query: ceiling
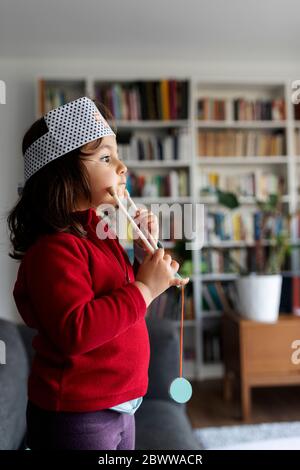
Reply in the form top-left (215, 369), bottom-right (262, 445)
top-left (0, 0), bottom-right (299, 62)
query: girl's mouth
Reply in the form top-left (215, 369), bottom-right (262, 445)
top-left (116, 184), bottom-right (126, 197)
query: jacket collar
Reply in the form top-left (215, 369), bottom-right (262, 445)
top-left (72, 207), bottom-right (101, 228)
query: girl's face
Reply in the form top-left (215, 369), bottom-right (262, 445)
top-left (79, 135), bottom-right (128, 210)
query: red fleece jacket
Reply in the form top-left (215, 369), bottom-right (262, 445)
top-left (13, 208), bottom-right (150, 412)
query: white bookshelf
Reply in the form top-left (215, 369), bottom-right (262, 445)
top-left (35, 77), bottom-right (300, 382)
top-left (193, 78), bottom-right (299, 379)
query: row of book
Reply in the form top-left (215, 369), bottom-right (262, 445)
top-left (202, 317), bottom-right (222, 363)
top-left (126, 170), bottom-right (189, 198)
top-left (117, 129), bottom-right (191, 161)
top-left (94, 80), bottom-right (189, 121)
top-left (198, 98), bottom-right (227, 121)
top-left (200, 170), bottom-right (284, 199)
top-left (205, 210), bottom-right (288, 244)
top-left (201, 249), bottom-right (247, 274)
top-left (295, 129), bottom-right (300, 155)
top-left (147, 286), bottom-right (195, 320)
top-left (201, 244), bottom-right (291, 274)
top-left (41, 87), bottom-right (85, 114)
top-left (198, 130), bottom-right (285, 157)
top-left (184, 348), bottom-right (196, 361)
top-left (232, 98), bottom-right (286, 121)
top-left (197, 97), bottom-right (286, 121)
top-left (295, 104), bottom-right (300, 121)
top-left (202, 281), bottom-right (234, 312)
top-left (294, 215), bottom-right (300, 239)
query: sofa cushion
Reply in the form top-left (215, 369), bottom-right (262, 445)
top-left (135, 399), bottom-right (201, 450)
top-left (145, 317), bottom-right (185, 410)
top-left (0, 319), bottom-right (29, 449)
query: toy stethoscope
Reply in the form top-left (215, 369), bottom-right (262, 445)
top-left (107, 186), bottom-right (193, 404)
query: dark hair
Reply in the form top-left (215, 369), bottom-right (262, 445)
top-left (7, 99), bottom-right (116, 260)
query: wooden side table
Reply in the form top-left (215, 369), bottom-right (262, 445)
top-left (222, 311), bottom-right (300, 421)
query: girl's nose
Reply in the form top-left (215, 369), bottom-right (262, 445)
top-left (117, 159), bottom-right (127, 175)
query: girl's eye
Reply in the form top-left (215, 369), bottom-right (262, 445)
top-left (100, 155), bottom-right (110, 163)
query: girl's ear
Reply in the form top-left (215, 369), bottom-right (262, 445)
top-left (80, 148), bottom-right (95, 156)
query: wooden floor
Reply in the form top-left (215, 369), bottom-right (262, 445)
top-left (186, 379), bottom-right (300, 428)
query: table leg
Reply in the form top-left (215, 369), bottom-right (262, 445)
top-left (223, 371), bottom-right (234, 402)
top-left (241, 381), bottom-right (251, 421)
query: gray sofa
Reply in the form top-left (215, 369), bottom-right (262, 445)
top-left (0, 316), bottom-right (201, 450)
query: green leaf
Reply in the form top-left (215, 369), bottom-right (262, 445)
top-left (216, 190), bottom-right (240, 209)
top-left (256, 194), bottom-right (278, 213)
top-left (179, 260), bottom-right (193, 277)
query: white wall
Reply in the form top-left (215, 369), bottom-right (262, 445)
top-left (1, 57), bottom-right (300, 323)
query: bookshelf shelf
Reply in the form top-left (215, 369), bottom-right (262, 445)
top-left (197, 156), bottom-right (287, 165)
top-left (203, 240), bottom-right (281, 248)
top-left (132, 196), bottom-right (192, 204)
top-left (196, 120), bottom-right (287, 129)
top-left (125, 161), bottom-right (191, 168)
top-left (35, 77), bottom-right (300, 382)
top-left (202, 311), bottom-right (222, 318)
top-left (113, 120), bottom-right (189, 129)
top-left (200, 194), bottom-right (290, 205)
top-left (201, 273), bottom-right (239, 281)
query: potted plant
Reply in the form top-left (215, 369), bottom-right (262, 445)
top-left (211, 186), bottom-right (294, 323)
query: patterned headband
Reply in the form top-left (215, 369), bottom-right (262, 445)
top-left (24, 96), bottom-right (115, 181)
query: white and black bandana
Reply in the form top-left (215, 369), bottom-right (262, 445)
top-left (24, 96), bottom-right (115, 181)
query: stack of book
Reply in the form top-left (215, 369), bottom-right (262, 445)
top-left (294, 104), bottom-right (300, 121)
top-left (202, 317), bottom-right (222, 363)
top-left (294, 213), bottom-right (300, 238)
top-left (197, 97), bottom-right (286, 121)
top-left (232, 98), bottom-right (286, 121)
top-left (198, 130), bottom-right (285, 157)
top-left (118, 129), bottom-right (190, 161)
top-left (202, 281), bottom-right (234, 311)
top-left (41, 86), bottom-right (85, 113)
top-left (201, 249), bottom-right (248, 274)
top-left (205, 210), bottom-right (287, 244)
top-left (126, 170), bottom-right (188, 198)
top-left (200, 170), bottom-right (283, 199)
top-left (197, 98), bottom-right (227, 120)
top-left (94, 80), bottom-right (189, 120)
top-left (295, 129), bottom-right (300, 155)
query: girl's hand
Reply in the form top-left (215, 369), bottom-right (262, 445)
top-left (134, 248), bottom-right (189, 305)
top-left (133, 208), bottom-right (159, 250)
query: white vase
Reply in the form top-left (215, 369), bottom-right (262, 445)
top-left (234, 274), bottom-right (282, 323)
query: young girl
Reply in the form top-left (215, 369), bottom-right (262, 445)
top-left (8, 97), bottom-right (189, 451)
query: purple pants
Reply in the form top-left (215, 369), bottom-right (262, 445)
top-left (25, 400), bottom-right (135, 450)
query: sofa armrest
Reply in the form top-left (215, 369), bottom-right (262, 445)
top-left (0, 319), bottom-right (30, 449)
